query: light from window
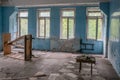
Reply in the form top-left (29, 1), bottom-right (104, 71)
top-left (18, 10), bottom-right (28, 36)
top-left (60, 9), bottom-right (75, 39)
top-left (87, 7), bottom-right (103, 40)
top-left (37, 9), bottom-right (50, 38)
top-left (87, 19), bottom-right (96, 39)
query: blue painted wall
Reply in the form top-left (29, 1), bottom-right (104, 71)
top-left (26, 6), bottom-right (103, 54)
top-left (0, 6), bottom-right (106, 54)
top-left (108, 0), bottom-right (120, 76)
top-left (0, 7), bottom-right (2, 50)
top-left (2, 6), bottom-right (15, 33)
top-left (28, 7), bottom-right (50, 50)
top-left (100, 2), bottom-right (110, 57)
top-left (0, 6), bottom-right (15, 51)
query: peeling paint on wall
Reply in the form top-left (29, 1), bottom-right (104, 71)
top-left (50, 38), bottom-right (80, 52)
top-left (108, 0), bottom-right (120, 76)
top-left (0, 7), bottom-right (2, 51)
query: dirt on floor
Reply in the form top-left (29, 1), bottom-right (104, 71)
top-left (0, 50), bottom-right (119, 80)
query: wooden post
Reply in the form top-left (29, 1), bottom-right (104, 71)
top-left (3, 33), bottom-right (11, 55)
top-left (24, 35), bottom-right (32, 61)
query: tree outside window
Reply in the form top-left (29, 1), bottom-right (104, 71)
top-left (18, 10), bottom-right (28, 36)
top-left (37, 9), bottom-right (50, 38)
top-left (87, 7), bottom-right (103, 40)
top-left (60, 9), bottom-right (75, 39)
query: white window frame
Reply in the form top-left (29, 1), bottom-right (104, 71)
top-left (37, 9), bottom-right (50, 39)
top-left (86, 7), bottom-right (103, 41)
top-left (60, 8), bottom-right (75, 39)
top-left (17, 9), bottom-right (28, 36)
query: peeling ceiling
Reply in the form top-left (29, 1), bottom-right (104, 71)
top-left (0, 0), bottom-right (110, 7)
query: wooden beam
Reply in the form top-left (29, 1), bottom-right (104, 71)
top-left (8, 35), bottom-right (25, 45)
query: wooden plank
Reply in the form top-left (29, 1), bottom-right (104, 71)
top-left (3, 33), bottom-right (11, 55)
top-left (7, 52), bottom-right (24, 60)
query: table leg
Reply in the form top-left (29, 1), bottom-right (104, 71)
top-left (79, 62), bottom-right (81, 72)
top-left (91, 63), bottom-right (92, 76)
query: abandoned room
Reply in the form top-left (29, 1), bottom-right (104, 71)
top-left (0, 0), bottom-right (120, 80)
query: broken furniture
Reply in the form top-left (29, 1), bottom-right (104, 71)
top-left (76, 55), bottom-right (96, 75)
top-left (80, 39), bottom-right (94, 52)
top-left (3, 33), bottom-right (32, 61)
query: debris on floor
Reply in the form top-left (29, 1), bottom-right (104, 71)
top-left (0, 51), bottom-right (119, 80)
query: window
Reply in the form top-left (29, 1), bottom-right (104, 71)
top-left (60, 8), bottom-right (75, 39)
top-left (18, 10), bottom-right (28, 36)
top-left (37, 9), bottom-right (50, 38)
top-left (87, 7), bottom-right (103, 40)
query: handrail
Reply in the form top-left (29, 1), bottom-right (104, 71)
top-left (8, 35), bottom-right (25, 45)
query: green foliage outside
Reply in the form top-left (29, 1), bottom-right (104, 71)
top-left (69, 19), bottom-right (74, 39)
top-left (40, 19), bottom-right (45, 37)
top-left (87, 18), bottom-right (102, 40)
top-left (110, 18), bottom-right (119, 39)
top-left (20, 18), bottom-right (28, 36)
top-left (39, 18), bottom-right (50, 38)
top-left (61, 18), bottom-right (74, 39)
top-left (62, 18), bottom-right (67, 39)
top-left (88, 19), bottom-right (96, 39)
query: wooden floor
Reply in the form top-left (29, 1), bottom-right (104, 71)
top-left (0, 50), bottom-right (119, 80)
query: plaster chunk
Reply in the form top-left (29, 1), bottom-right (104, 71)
top-left (66, 65), bottom-right (75, 69)
top-left (59, 68), bottom-right (72, 73)
top-left (69, 61), bottom-right (76, 64)
top-left (63, 63), bottom-right (69, 66)
top-left (29, 77), bottom-right (38, 80)
top-left (34, 72), bottom-right (46, 77)
top-left (92, 76), bottom-right (106, 80)
top-left (65, 73), bottom-right (78, 78)
top-left (48, 73), bottom-right (59, 80)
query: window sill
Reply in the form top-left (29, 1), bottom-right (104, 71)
top-left (36, 37), bottom-right (50, 40)
top-left (60, 38), bottom-right (75, 40)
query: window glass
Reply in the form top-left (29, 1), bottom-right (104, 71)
top-left (19, 11), bottom-right (28, 17)
top-left (69, 18), bottom-right (74, 39)
top-left (88, 12), bottom-right (102, 17)
top-left (87, 7), bottom-right (103, 40)
top-left (62, 10), bottom-right (74, 17)
top-left (18, 10), bottom-right (28, 36)
top-left (97, 18), bottom-right (102, 40)
top-left (37, 9), bottom-right (50, 38)
top-left (39, 19), bottom-right (45, 37)
top-left (61, 18), bottom-right (67, 39)
top-left (60, 9), bottom-right (75, 39)
top-left (39, 11), bottom-right (50, 17)
top-left (87, 19), bottom-right (96, 39)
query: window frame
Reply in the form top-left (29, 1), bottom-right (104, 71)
top-left (37, 9), bottom-right (50, 39)
top-left (17, 9), bottom-right (28, 36)
top-left (86, 8), bottom-right (103, 41)
top-left (60, 8), bottom-right (75, 40)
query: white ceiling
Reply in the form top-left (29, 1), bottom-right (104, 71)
top-left (1, 0), bottom-right (110, 7)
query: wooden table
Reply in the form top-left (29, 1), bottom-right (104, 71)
top-left (76, 55), bottom-right (96, 75)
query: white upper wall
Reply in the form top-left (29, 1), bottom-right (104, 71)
top-left (1, 0), bottom-right (110, 7)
